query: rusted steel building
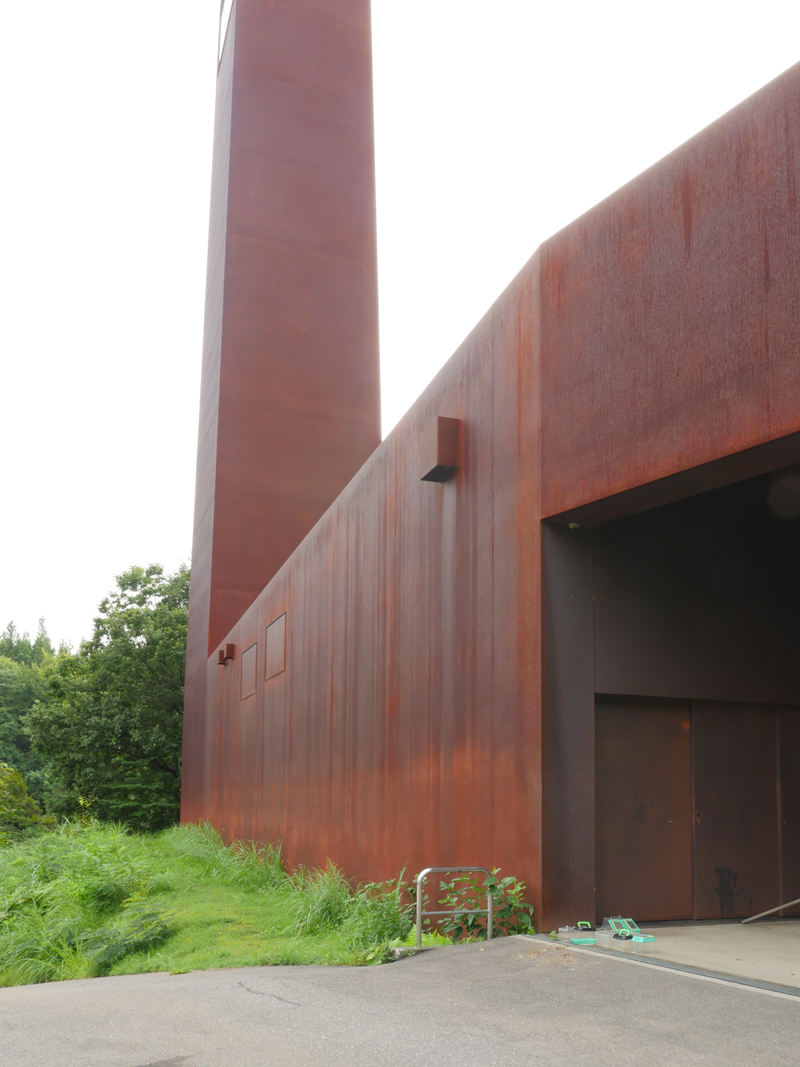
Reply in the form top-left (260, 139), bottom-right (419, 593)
top-left (182, 0), bottom-right (800, 929)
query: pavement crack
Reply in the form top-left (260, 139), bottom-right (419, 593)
top-left (237, 981), bottom-right (301, 1006)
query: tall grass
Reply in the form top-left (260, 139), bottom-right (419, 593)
top-left (158, 822), bottom-right (284, 890)
top-left (291, 862), bottom-right (413, 957)
top-left (0, 822), bottom-right (415, 986)
top-left (0, 822), bottom-right (172, 984)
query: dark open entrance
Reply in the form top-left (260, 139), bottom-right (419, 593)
top-left (594, 470), bottom-right (800, 921)
top-left (542, 459), bottom-right (800, 927)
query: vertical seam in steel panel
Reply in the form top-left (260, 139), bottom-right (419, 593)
top-left (490, 305), bottom-right (495, 867)
top-left (776, 706), bottom-right (783, 911)
top-left (537, 255), bottom-right (545, 921)
top-left (690, 701), bottom-right (697, 920)
top-left (589, 529), bottom-right (596, 916)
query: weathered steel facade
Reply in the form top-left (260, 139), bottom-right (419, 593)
top-left (183, 8), bottom-right (800, 930)
top-left (182, 0), bottom-right (381, 818)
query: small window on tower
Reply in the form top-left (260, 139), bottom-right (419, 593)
top-left (240, 642), bottom-right (257, 699)
top-left (266, 614), bottom-right (286, 680)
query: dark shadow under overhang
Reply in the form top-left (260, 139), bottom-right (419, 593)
top-left (544, 430), bottom-right (800, 527)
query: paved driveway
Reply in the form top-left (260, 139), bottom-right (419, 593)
top-left (2, 937), bottom-right (797, 1066)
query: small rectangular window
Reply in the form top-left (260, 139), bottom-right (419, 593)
top-left (241, 642), bottom-right (257, 699)
top-left (266, 614), bottom-right (286, 680)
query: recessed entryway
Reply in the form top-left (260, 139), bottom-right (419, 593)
top-left (596, 696), bottom-right (800, 922)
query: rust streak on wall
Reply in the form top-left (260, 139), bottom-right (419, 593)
top-left (194, 261), bottom-right (543, 901)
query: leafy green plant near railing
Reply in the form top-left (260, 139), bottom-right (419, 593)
top-left (427, 869), bottom-right (534, 942)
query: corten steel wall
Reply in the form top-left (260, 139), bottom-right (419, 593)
top-left (182, 0), bottom-right (381, 822)
top-left (540, 63), bottom-right (800, 526)
top-left (197, 264), bottom-right (543, 902)
top-left (185, 63), bottom-right (800, 928)
top-left (539, 62), bottom-right (800, 927)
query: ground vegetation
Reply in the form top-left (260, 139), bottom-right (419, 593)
top-left (0, 822), bottom-right (415, 984)
top-left (0, 822), bottom-right (534, 986)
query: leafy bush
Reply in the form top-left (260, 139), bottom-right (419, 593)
top-left (0, 763), bottom-right (55, 845)
top-left (432, 869), bottom-right (534, 942)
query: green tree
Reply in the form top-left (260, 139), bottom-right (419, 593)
top-left (25, 565), bottom-right (189, 831)
top-left (0, 618), bottom-right (54, 666)
top-left (0, 619), bottom-right (56, 808)
top-left (0, 657), bottom-right (53, 807)
top-left (0, 761), bottom-right (54, 845)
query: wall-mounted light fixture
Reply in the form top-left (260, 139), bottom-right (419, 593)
top-left (225, 643), bottom-right (236, 661)
top-left (420, 416), bottom-right (460, 483)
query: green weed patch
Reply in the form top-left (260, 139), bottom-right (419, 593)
top-left (0, 822), bottom-right (533, 986)
top-left (0, 822), bottom-right (415, 984)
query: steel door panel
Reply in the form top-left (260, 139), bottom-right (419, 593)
top-left (779, 706), bottom-right (800, 915)
top-left (693, 702), bottom-right (779, 919)
top-left (596, 695), bottom-right (692, 922)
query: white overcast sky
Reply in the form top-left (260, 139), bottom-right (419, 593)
top-left (1, 1), bottom-right (798, 649)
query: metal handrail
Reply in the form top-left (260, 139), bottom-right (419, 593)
top-left (415, 867), bottom-right (493, 949)
top-left (741, 895), bottom-right (800, 924)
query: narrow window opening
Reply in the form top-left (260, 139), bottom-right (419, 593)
top-left (266, 614), bottom-right (286, 680)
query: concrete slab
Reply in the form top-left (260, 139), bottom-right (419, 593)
top-left (639, 920), bottom-right (800, 988)
top-left (1, 936), bottom-right (798, 1067)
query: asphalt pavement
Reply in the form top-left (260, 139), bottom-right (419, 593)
top-left (2, 936), bottom-right (797, 1066)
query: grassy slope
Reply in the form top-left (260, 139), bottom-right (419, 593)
top-left (110, 852), bottom-right (355, 975)
top-left (0, 823), bottom-right (443, 986)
